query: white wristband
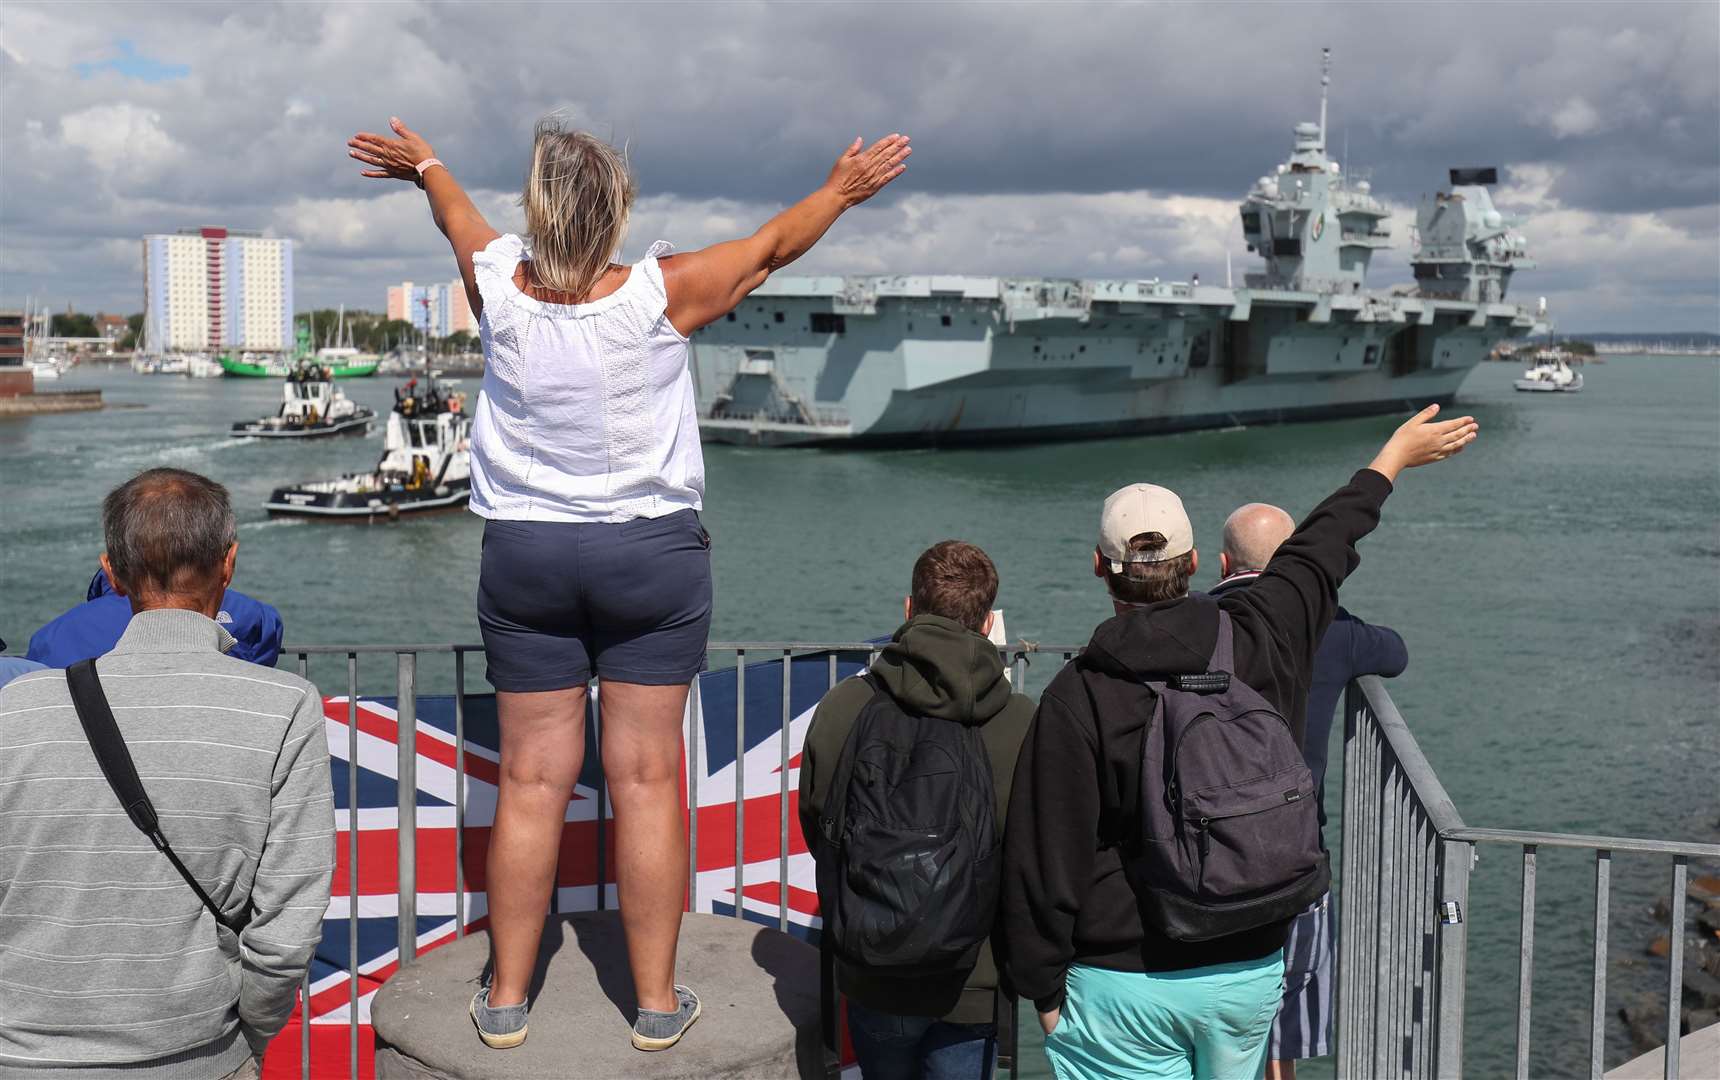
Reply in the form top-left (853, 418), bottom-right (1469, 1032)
top-left (414, 158), bottom-right (444, 188)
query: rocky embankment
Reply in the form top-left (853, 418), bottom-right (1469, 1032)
top-left (1620, 873), bottom-right (1720, 1055)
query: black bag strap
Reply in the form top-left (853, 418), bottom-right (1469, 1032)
top-left (816, 672), bottom-right (890, 849)
top-left (66, 659), bottom-right (246, 934)
top-left (820, 931), bottom-right (838, 1059)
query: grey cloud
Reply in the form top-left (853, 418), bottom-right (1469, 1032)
top-left (1, 0), bottom-right (1715, 330)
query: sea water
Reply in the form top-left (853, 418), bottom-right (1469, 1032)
top-left (2, 357), bottom-right (1715, 1076)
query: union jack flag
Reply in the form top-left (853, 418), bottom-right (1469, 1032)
top-left (261, 649), bottom-right (869, 1079)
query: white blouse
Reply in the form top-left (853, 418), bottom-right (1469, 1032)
top-left (467, 233), bottom-right (705, 523)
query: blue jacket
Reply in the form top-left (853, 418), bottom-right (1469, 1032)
top-left (1210, 570), bottom-right (1407, 825)
top-left (25, 572), bottom-right (285, 668)
top-left (0, 655), bottom-right (46, 689)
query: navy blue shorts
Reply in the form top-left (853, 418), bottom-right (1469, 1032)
top-left (476, 510), bottom-right (713, 691)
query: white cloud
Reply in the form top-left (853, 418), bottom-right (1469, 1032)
top-left (1547, 98), bottom-right (1603, 139)
top-left (59, 102), bottom-right (182, 177)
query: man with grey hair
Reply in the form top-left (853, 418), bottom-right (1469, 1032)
top-left (0, 468), bottom-right (334, 1079)
top-left (1212, 500), bottom-right (1408, 1080)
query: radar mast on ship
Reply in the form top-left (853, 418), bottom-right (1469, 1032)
top-left (1238, 47), bottom-right (1391, 294)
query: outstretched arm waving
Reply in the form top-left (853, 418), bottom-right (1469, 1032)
top-left (348, 118), bottom-right (500, 318)
top-left (659, 134), bottom-right (911, 336)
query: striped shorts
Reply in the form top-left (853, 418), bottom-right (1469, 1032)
top-left (1267, 891), bottom-right (1335, 1060)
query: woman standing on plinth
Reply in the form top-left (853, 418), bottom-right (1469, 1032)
top-left (348, 115), bottom-right (909, 1052)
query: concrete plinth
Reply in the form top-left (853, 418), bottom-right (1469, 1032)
top-left (371, 911), bottom-right (824, 1080)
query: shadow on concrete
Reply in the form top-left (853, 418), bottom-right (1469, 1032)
top-left (750, 922), bottom-right (827, 1080)
top-left (473, 914), bottom-right (570, 1012)
top-left (568, 909), bottom-right (641, 1024)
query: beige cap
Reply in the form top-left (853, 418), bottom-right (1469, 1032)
top-left (1099, 484), bottom-right (1194, 571)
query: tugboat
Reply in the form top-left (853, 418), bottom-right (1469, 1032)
top-left (1513, 347), bottom-right (1584, 393)
top-left (230, 362), bottom-right (376, 438)
top-left (263, 379), bottom-right (472, 519)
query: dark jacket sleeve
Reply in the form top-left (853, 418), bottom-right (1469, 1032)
top-left (1216, 468), bottom-right (1393, 718)
top-left (1352, 619), bottom-right (1409, 679)
top-left (999, 687), bottom-right (1100, 1013)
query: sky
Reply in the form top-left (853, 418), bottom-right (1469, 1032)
top-left (2, 0), bottom-right (1716, 332)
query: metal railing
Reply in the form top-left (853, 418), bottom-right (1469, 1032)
top-left (1339, 676), bottom-right (1720, 1079)
top-left (280, 640), bottom-right (1085, 1080)
top-left (270, 646), bottom-right (1718, 1080)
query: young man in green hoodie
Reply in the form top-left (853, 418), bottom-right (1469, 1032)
top-left (799, 540), bottom-right (1035, 1080)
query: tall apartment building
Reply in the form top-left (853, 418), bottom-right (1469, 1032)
top-left (143, 228), bottom-right (294, 352)
top-left (386, 280), bottom-right (473, 340)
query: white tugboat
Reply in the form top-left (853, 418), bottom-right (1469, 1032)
top-left (231, 363), bottom-right (376, 438)
top-left (1513, 347), bottom-right (1584, 393)
top-left (263, 379), bottom-right (471, 519)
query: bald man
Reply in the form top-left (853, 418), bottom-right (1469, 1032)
top-left (1212, 502), bottom-right (1409, 1080)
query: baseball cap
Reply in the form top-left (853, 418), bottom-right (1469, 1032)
top-left (1098, 484), bottom-right (1194, 572)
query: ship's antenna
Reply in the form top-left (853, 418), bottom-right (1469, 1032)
top-left (1318, 47), bottom-right (1331, 153)
top-left (1226, 250), bottom-right (1234, 289)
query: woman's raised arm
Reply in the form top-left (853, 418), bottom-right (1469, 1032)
top-left (348, 118), bottom-right (500, 318)
top-left (660, 134), bottom-right (911, 337)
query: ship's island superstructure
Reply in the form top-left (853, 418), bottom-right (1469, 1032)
top-left (691, 50), bottom-right (1542, 447)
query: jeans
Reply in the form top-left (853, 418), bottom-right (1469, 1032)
top-left (846, 999), bottom-right (997, 1080)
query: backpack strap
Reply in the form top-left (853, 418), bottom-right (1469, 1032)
top-left (816, 673), bottom-right (889, 849)
top-left (820, 931), bottom-right (838, 1058)
top-left (65, 660), bottom-right (246, 934)
top-left (1210, 611), bottom-right (1237, 675)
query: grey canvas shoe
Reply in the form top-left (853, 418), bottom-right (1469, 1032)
top-left (631, 985), bottom-right (701, 1051)
top-left (470, 987), bottom-right (528, 1049)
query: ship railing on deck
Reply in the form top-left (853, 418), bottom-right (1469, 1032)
top-left (274, 644), bottom-right (1720, 1079)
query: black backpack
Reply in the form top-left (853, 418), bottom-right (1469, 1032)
top-left (1127, 611), bottom-right (1329, 941)
top-left (814, 677), bottom-right (1001, 978)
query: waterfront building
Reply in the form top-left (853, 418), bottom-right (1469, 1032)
top-left (385, 280), bottom-right (472, 340)
top-left (95, 313), bottom-right (127, 346)
top-left (142, 228), bottom-right (294, 353)
top-left (0, 311), bottom-right (28, 398)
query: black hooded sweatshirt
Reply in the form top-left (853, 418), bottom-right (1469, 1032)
top-left (999, 469), bottom-right (1393, 1012)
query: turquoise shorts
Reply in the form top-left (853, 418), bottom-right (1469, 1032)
top-left (1043, 952), bottom-right (1286, 1080)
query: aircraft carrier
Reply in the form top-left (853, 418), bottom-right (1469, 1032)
top-left (691, 51), bottom-right (1544, 447)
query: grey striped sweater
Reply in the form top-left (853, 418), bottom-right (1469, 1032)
top-left (0, 609), bottom-right (334, 1076)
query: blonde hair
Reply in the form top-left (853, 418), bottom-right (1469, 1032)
top-left (520, 116), bottom-right (635, 299)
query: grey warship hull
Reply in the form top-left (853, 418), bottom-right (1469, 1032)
top-left (691, 282), bottom-right (1537, 447)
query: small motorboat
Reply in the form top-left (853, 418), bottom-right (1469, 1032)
top-left (264, 379), bottom-right (471, 519)
top-left (184, 354), bottom-right (225, 379)
top-left (1514, 348), bottom-right (1584, 393)
top-left (231, 363), bottom-right (376, 438)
